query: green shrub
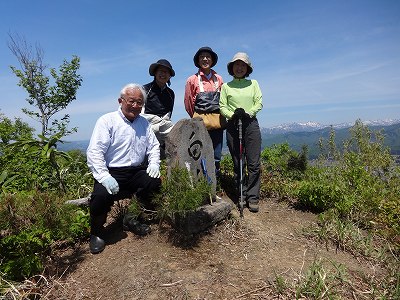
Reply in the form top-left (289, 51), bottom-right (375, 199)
top-left (220, 153), bottom-right (234, 175)
top-left (296, 121), bottom-right (400, 240)
top-left (296, 180), bottom-right (342, 213)
top-left (0, 133), bottom-right (92, 197)
top-left (58, 149), bottom-right (93, 198)
top-left (260, 169), bottom-right (294, 199)
top-left (260, 143), bottom-right (308, 199)
top-left (219, 154), bottom-right (236, 196)
top-left (0, 191), bottom-right (89, 281)
top-left (0, 228), bottom-right (52, 281)
top-left (261, 142), bottom-right (308, 179)
top-left (262, 142), bottom-right (293, 172)
top-left (153, 165), bottom-right (211, 222)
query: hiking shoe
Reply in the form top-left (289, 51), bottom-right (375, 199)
top-left (90, 235), bottom-right (105, 254)
top-left (248, 201), bottom-right (259, 213)
top-left (123, 214), bottom-right (151, 236)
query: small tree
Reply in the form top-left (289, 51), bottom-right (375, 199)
top-left (8, 33), bottom-right (82, 138)
top-left (5, 34), bottom-right (83, 193)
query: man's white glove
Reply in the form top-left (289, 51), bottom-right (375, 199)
top-left (100, 175), bottom-right (119, 195)
top-left (146, 164), bottom-right (160, 178)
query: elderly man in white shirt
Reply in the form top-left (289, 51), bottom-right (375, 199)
top-left (86, 83), bottom-right (161, 254)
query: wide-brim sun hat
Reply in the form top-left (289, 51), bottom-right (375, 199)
top-left (149, 59), bottom-right (175, 77)
top-left (193, 46), bottom-right (218, 68)
top-left (227, 52), bottom-right (253, 76)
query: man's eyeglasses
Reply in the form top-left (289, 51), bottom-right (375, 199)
top-left (121, 97), bottom-right (144, 107)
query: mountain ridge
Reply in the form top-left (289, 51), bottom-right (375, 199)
top-left (262, 118), bottom-right (400, 135)
top-left (261, 120), bottom-right (400, 159)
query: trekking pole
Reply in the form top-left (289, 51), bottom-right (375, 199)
top-left (238, 118), bottom-right (245, 218)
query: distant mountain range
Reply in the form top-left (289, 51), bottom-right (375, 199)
top-left (261, 119), bottom-right (400, 135)
top-left (261, 119), bottom-right (400, 159)
top-left (58, 140), bottom-right (90, 153)
top-left (59, 119), bottom-right (400, 159)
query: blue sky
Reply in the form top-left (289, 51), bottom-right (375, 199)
top-left (1, 0), bottom-right (399, 140)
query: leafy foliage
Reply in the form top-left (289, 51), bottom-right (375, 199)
top-left (0, 131), bottom-right (92, 197)
top-left (0, 228), bottom-right (51, 280)
top-left (294, 120), bottom-right (400, 240)
top-left (153, 165), bottom-right (211, 223)
top-left (0, 113), bottom-right (34, 148)
top-left (0, 138), bottom-right (91, 282)
top-left (0, 36), bottom-right (90, 283)
top-left (219, 154), bottom-right (236, 198)
top-left (262, 142), bottom-right (308, 179)
top-left (0, 191), bottom-right (89, 280)
top-left (259, 143), bottom-right (307, 198)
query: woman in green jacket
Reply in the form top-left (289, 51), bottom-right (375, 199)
top-left (220, 52), bottom-right (263, 212)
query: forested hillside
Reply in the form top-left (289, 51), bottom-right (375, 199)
top-left (262, 123), bottom-right (400, 159)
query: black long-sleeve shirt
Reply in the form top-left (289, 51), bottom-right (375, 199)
top-left (143, 81), bottom-right (175, 118)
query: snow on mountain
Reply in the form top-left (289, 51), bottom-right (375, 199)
top-left (262, 122), bottom-right (324, 134)
top-left (261, 119), bottom-right (400, 135)
top-left (363, 119), bottom-right (400, 126)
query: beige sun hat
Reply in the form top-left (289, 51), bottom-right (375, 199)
top-left (227, 52), bottom-right (253, 76)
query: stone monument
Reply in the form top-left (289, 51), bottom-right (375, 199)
top-left (165, 118), bottom-right (233, 234)
top-left (165, 117), bottom-right (216, 199)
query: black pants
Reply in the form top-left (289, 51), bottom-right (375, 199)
top-left (90, 166), bottom-right (161, 217)
top-left (226, 118), bottom-right (261, 203)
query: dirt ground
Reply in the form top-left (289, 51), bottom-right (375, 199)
top-left (45, 197), bottom-right (381, 300)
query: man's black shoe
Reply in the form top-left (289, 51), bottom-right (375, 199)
top-left (89, 235), bottom-right (105, 254)
top-left (123, 214), bottom-right (151, 236)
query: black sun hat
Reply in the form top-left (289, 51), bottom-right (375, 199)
top-left (193, 46), bottom-right (218, 68)
top-left (149, 59), bottom-right (175, 77)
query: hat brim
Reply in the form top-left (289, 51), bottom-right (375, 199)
top-left (227, 60), bottom-right (253, 77)
top-left (193, 49), bottom-right (218, 68)
top-left (149, 63), bottom-right (175, 77)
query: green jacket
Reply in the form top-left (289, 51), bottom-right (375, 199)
top-left (219, 78), bottom-right (263, 120)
